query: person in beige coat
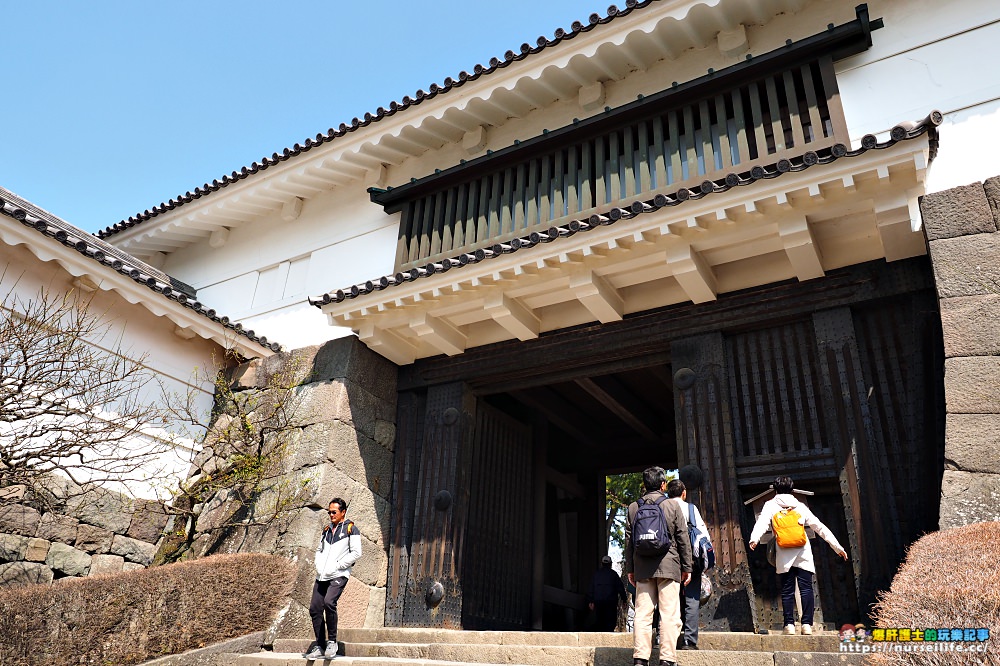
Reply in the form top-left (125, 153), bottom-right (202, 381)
top-left (624, 467), bottom-right (692, 666)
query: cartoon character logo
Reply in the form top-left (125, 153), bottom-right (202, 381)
top-left (854, 624), bottom-right (867, 642)
top-left (840, 624), bottom-right (856, 642)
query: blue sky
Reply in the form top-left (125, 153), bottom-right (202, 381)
top-left (2, 1), bottom-right (604, 233)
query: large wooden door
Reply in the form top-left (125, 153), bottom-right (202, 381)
top-left (385, 382), bottom-right (477, 628)
top-left (461, 402), bottom-right (534, 629)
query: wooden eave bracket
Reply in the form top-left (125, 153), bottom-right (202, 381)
top-left (409, 311), bottom-right (467, 356)
top-left (875, 190), bottom-right (926, 262)
top-left (358, 320), bottom-right (418, 365)
top-left (570, 269), bottom-right (624, 323)
top-left (779, 215), bottom-right (825, 281)
top-left (666, 242), bottom-right (717, 303)
top-left (484, 290), bottom-right (539, 341)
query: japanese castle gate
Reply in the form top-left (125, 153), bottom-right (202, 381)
top-left (316, 7), bottom-right (944, 632)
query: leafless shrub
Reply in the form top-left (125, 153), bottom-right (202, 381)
top-left (869, 522), bottom-right (1000, 665)
top-left (0, 553), bottom-right (294, 665)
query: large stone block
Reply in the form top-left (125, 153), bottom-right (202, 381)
top-left (234, 338), bottom-right (398, 405)
top-left (0, 533), bottom-right (29, 561)
top-left (36, 512), bottom-right (79, 544)
top-left (984, 175), bottom-right (1000, 224)
top-left (928, 234), bottom-right (1000, 298)
top-left (289, 421), bottom-right (394, 502)
top-left (126, 499), bottom-right (169, 544)
top-left (337, 577), bottom-right (376, 629)
top-left (289, 381), bottom-right (395, 441)
top-left (310, 337), bottom-right (398, 403)
top-left (940, 470), bottom-right (1000, 528)
top-left (946, 414), bottom-right (1000, 474)
top-left (347, 533), bottom-right (388, 588)
top-left (920, 182), bottom-right (996, 241)
top-left (940, 295), bottom-right (1000, 357)
top-left (25, 538), bottom-right (50, 562)
top-left (64, 488), bottom-right (133, 534)
top-left (944, 357), bottom-right (1000, 413)
top-left (0, 504), bottom-right (41, 537)
top-left (109, 534), bottom-right (156, 566)
top-left (365, 585), bottom-right (387, 628)
top-left (276, 508), bottom-right (325, 554)
top-left (0, 561), bottom-right (53, 587)
top-left (298, 464), bottom-right (392, 545)
top-left (75, 523), bottom-right (114, 554)
top-left (89, 553), bottom-right (125, 576)
top-left (45, 542), bottom-right (92, 576)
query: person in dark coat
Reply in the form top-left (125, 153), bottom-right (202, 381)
top-left (588, 555), bottom-right (627, 631)
top-left (624, 467), bottom-right (692, 666)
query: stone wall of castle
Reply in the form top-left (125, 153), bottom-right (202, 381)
top-left (184, 336), bottom-right (397, 635)
top-left (0, 488), bottom-right (167, 586)
top-left (922, 176), bottom-right (1000, 527)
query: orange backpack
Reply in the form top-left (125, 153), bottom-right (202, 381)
top-left (772, 508), bottom-right (807, 548)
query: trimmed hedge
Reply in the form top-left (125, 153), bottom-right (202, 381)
top-left (870, 522), bottom-right (1000, 665)
top-left (0, 553), bottom-right (294, 666)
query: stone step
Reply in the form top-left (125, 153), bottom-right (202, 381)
top-left (326, 629), bottom-right (843, 652)
top-left (236, 655), bottom-right (533, 666)
top-left (239, 648), bottom-right (864, 666)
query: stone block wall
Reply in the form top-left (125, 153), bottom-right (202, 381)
top-left (0, 490), bottom-right (167, 587)
top-left (185, 336), bottom-right (397, 637)
top-left (922, 176), bottom-right (1000, 527)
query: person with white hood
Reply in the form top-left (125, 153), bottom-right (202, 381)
top-left (748, 476), bottom-right (847, 636)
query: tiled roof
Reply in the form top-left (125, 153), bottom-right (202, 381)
top-left (95, 0), bottom-right (667, 240)
top-left (309, 112), bottom-right (942, 307)
top-left (0, 187), bottom-right (282, 352)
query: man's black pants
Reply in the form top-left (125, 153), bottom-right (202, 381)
top-left (310, 576), bottom-right (348, 646)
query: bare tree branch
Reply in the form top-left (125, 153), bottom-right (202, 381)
top-left (0, 277), bottom-right (173, 507)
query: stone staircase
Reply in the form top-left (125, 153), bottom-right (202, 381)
top-left (232, 628), bottom-right (866, 666)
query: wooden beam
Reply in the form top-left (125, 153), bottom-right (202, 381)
top-left (511, 386), bottom-right (599, 447)
top-left (358, 321), bottom-right (418, 365)
top-left (409, 312), bottom-right (466, 356)
top-left (875, 192), bottom-right (925, 262)
top-left (485, 291), bottom-right (539, 341)
top-left (575, 376), bottom-right (659, 441)
top-left (667, 243), bottom-right (717, 303)
top-left (570, 270), bottom-right (624, 323)
top-left (779, 215), bottom-right (825, 281)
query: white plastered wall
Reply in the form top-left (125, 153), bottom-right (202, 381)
top-left (1, 242), bottom-right (223, 498)
top-left (837, 0), bottom-right (1000, 193)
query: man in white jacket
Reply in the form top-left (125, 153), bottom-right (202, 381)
top-left (748, 476), bottom-right (847, 636)
top-left (306, 497), bottom-right (363, 660)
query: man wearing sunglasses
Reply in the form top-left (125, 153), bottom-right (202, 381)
top-left (306, 497), bottom-right (362, 661)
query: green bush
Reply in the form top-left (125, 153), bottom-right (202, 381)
top-left (0, 553), bottom-right (294, 666)
top-left (870, 522), bottom-right (999, 665)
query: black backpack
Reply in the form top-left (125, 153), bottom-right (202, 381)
top-left (632, 495), bottom-right (671, 556)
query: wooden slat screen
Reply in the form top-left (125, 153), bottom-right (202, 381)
top-left (395, 57), bottom-right (845, 270)
top-left (726, 319), bottom-right (836, 487)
